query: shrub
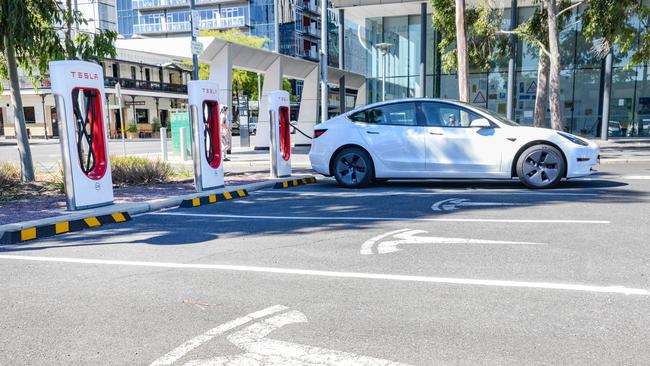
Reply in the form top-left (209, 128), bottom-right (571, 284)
top-left (0, 162), bottom-right (21, 190)
top-left (111, 156), bottom-right (172, 186)
top-left (126, 120), bottom-right (138, 133)
top-left (151, 117), bottom-right (161, 132)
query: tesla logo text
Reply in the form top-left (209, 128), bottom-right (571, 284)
top-left (69, 72), bottom-right (100, 80)
top-left (202, 87), bottom-right (218, 94)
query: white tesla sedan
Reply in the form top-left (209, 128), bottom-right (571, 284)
top-left (309, 99), bottom-right (600, 189)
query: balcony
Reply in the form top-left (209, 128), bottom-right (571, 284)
top-left (105, 77), bottom-right (187, 94)
top-left (302, 25), bottom-right (320, 38)
top-left (133, 0), bottom-right (188, 10)
top-left (134, 16), bottom-right (247, 34)
top-left (301, 1), bottom-right (320, 15)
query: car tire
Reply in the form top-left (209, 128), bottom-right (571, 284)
top-left (516, 144), bottom-right (566, 189)
top-left (332, 147), bottom-right (374, 188)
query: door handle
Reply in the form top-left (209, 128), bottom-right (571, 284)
top-left (428, 131), bottom-right (443, 135)
top-left (366, 131), bottom-right (380, 134)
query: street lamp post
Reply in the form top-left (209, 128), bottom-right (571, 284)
top-left (40, 93), bottom-right (48, 140)
top-left (375, 43), bottom-right (392, 102)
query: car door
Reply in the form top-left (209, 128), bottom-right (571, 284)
top-left (353, 102), bottom-right (426, 172)
top-left (420, 102), bottom-right (503, 175)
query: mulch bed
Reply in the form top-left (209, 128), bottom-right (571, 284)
top-left (0, 173), bottom-right (271, 226)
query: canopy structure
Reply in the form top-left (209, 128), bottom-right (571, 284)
top-left (116, 37), bottom-right (367, 147)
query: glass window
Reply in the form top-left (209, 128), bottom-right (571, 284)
top-left (136, 109), bottom-right (149, 124)
top-left (349, 110), bottom-right (367, 122)
top-left (23, 107), bottom-right (36, 123)
top-left (367, 102), bottom-right (417, 126)
top-left (427, 103), bottom-right (482, 128)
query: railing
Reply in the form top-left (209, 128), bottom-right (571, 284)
top-left (133, 0), bottom-right (188, 10)
top-left (105, 77), bottom-right (187, 94)
top-left (301, 1), bottom-right (320, 14)
top-left (303, 25), bottom-right (320, 37)
top-left (134, 16), bottom-right (246, 34)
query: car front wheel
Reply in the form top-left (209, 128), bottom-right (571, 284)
top-left (333, 147), bottom-right (374, 188)
top-left (516, 145), bottom-right (565, 189)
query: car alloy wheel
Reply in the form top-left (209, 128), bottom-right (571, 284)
top-left (333, 148), bottom-right (374, 188)
top-left (517, 145), bottom-right (565, 189)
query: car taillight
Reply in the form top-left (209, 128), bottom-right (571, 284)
top-left (314, 129), bottom-right (327, 138)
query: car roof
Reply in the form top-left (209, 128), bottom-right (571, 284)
top-left (347, 98), bottom-right (475, 115)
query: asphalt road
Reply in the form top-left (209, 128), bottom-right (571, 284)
top-left (1, 164), bottom-right (650, 365)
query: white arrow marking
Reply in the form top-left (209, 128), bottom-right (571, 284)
top-left (361, 229), bottom-right (545, 255)
top-left (153, 306), bottom-right (408, 366)
top-left (431, 198), bottom-right (526, 212)
top-left (360, 228), bottom-right (412, 255)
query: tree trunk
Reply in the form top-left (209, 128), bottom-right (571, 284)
top-left (65, 0), bottom-right (73, 59)
top-left (546, 0), bottom-right (563, 131)
top-left (455, 0), bottom-right (469, 103)
top-left (534, 50), bottom-right (550, 128)
top-left (4, 36), bottom-right (35, 182)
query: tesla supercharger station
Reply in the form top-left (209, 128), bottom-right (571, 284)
top-left (188, 80), bottom-right (224, 191)
top-left (50, 60), bottom-right (114, 210)
top-left (268, 90), bottom-right (292, 178)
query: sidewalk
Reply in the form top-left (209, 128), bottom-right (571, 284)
top-left (594, 138), bottom-right (650, 163)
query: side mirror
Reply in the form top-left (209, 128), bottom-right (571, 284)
top-left (471, 118), bottom-right (492, 129)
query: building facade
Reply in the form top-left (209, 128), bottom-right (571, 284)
top-left (334, 0), bottom-right (650, 138)
top-left (0, 48), bottom-right (191, 139)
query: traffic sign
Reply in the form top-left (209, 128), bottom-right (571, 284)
top-left (191, 41), bottom-right (204, 55)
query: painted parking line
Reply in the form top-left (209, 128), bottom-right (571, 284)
top-left (0, 254), bottom-right (644, 295)
top-left (149, 212), bottom-right (611, 224)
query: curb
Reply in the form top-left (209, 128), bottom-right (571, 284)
top-left (600, 159), bottom-right (650, 164)
top-left (179, 189), bottom-right (249, 208)
top-left (273, 177), bottom-right (317, 189)
top-left (0, 175), bottom-right (317, 243)
top-left (0, 212), bottom-right (131, 244)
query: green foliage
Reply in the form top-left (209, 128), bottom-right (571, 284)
top-left (515, 0), bottom-right (571, 55)
top-left (430, 0), bottom-right (508, 73)
top-left (110, 156), bottom-right (172, 186)
top-left (581, 0), bottom-right (650, 67)
top-left (151, 117), bottom-right (161, 132)
top-left (126, 120), bottom-right (138, 133)
top-left (0, 162), bottom-right (21, 190)
top-left (201, 28), bottom-right (269, 48)
top-left (0, 0), bottom-right (117, 92)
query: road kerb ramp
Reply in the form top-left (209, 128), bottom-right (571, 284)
top-left (0, 212), bottom-right (132, 244)
top-left (179, 189), bottom-right (249, 208)
top-left (273, 177), bottom-right (317, 189)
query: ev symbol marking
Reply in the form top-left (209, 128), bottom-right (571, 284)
top-left (431, 198), bottom-right (525, 212)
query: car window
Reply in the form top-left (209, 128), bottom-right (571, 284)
top-left (422, 103), bottom-right (484, 128)
top-left (366, 103), bottom-right (418, 126)
top-left (349, 110), bottom-right (367, 122)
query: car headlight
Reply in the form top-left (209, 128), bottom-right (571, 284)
top-left (557, 132), bottom-right (589, 146)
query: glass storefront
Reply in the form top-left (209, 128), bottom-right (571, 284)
top-left (360, 3), bottom-right (650, 137)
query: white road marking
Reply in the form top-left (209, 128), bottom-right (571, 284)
top-left (149, 212), bottom-right (611, 224)
top-left (150, 305), bottom-right (288, 366)
top-left (360, 229), bottom-right (412, 255)
top-left (183, 308), bottom-right (408, 365)
top-left (361, 229), bottom-right (545, 255)
top-left (0, 254), bottom-right (645, 296)
top-left (619, 175), bottom-right (650, 180)
top-left (431, 198), bottom-right (526, 212)
top-left (256, 190), bottom-right (601, 197)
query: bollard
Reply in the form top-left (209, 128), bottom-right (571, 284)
top-left (160, 127), bottom-right (168, 161)
top-left (180, 127), bottom-right (187, 161)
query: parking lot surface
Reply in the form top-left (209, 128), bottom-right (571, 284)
top-left (1, 164), bottom-right (649, 365)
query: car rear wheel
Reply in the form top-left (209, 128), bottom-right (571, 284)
top-left (516, 144), bottom-right (565, 189)
top-left (333, 147), bottom-right (374, 188)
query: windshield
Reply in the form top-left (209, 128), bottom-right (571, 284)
top-left (456, 102), bottom-right (520, 126)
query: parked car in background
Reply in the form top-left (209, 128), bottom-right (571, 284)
top-left (310, 99), bottom-right (600, 189)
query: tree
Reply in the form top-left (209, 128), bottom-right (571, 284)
top-left (0, 0), bottom-right (116, 182)
top-left (430, 0), bottom-right (507, 102)
top-left (455, 0), bottom-right (469, 102)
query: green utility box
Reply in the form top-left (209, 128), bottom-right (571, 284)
top-left (171, 111), bottom-right (191, 157)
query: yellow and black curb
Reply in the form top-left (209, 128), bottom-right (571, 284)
top-left (179, 189), bottom-right (249, 208)
top-left (0, 212), bottom-right (132, 245)
top-left (273, 177), bottom-right (317, 189)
